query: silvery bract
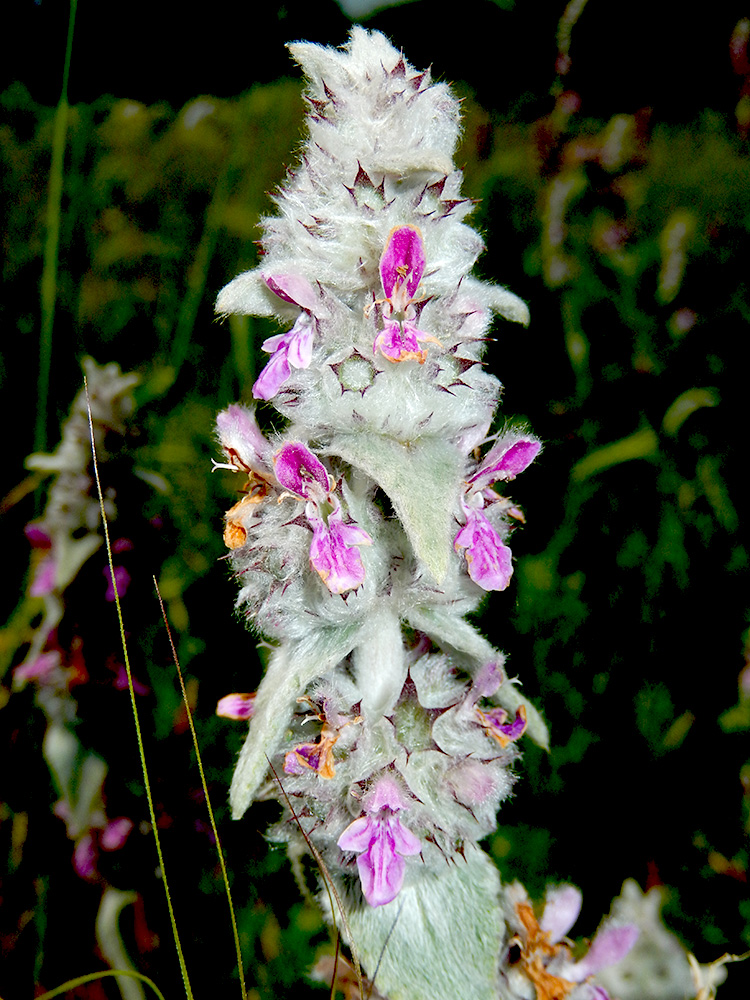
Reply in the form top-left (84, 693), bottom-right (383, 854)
top-left (213, 28), bottom-right (636, 1000)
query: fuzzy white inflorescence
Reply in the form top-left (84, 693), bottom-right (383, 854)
top-left (212, 27), bottom-right (561, 1000)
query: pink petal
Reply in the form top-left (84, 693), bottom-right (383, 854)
top-left (25, 523), bottom-right (52, 548)
top-left (541, 885), bottom-right (582, 943)
top-left (358, 830), bottom-right (406, 907)
top-left (102, 566), bottom-right (130, 601)
top-left (273, 443), bottom-right (330, 499)
top-left (338, 816), bottom-right (373, 853)
top-left (216, 405), bottom-right (271, 469)
top-left (380, 225), bottom-right (425, 300)
top-left (253, 347), bottom-right (291, 400)
top-left (101, 817), bottom-right (133, 851)
top-left (260, 331), bottom-right (291, 354)
top-left (454, 510), bottom-right (513, 591)
top-left (287, 316), bottom-right (314, 369)
top-left (216, 692), bottom-right (256, 720)
top-left (104, 565), bottom-right (131, 602)
top-left (14, 651), bottom-right (60, 685)
top-left (30, 554), bottom-right (56, 596)
top-left (568, 923), bottom-right (640, 981)
top-left (364, 775), bottom-right (409, 813)
top-left (471, 660), bottom-right (505, 698)
top-left (468, 438), bottom-right (541, 490)
top-left (374, 320), bottom-right (426, 363)
top-left (73, 833), bottom-right (97, 879)
top-left (389, 816), bottom-right (421, 856)
top-left (263, 273), bottom-right (319, 312)
top-left (309, 507), bottom-right (370, 594)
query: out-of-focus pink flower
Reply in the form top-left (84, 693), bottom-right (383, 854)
top-left (101, 817), bottom-right (133, 851)
top-left (30, 554), bottom-right (56, 596)
top-left (104, 565), bottom-right (131, 602)
top-left (337, 776), bottom-right (421, 907)
top-left (216, 692), bottom-right (257, 720)
top-left (73, 833), bottom-right (97, 880)
top-left (112, 662), bottom-right (149, 695)
top-left (14, 650), bottom-right (60, 686)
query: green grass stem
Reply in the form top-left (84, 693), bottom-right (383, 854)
top-left (85, 377), bottom-right (195, 1000)
top-left (36, 0), bottom-right (78, 457)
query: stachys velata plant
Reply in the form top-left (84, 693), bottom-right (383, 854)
top-left (213, 27), bottom-right (637, 1000)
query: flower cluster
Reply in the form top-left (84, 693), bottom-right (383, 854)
top-left (14, 359), bottom-right (141, 880)
top-left (213, 29), bottom-right (635, 1000)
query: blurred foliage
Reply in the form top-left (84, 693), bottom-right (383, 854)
top-left (2, 11), bottom-right (750, 1000)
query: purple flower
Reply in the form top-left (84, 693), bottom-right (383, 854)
top-left (454, 435), bottom-right (541, 591)
top-left (467, 438), bottom-right (542, 492)
top-left (253, 274), bottom-right (318, 399)
top-left (454, 506), bottom-right (514, 591)
top-left (274, 443), bottom-right (372, 594)
top-left (273, 441), bottom-right (331, 502)
top-left (307, 501), bottom-right (371, 594)
top-left (337, 776), bottom-right (421, 907)
top-left (370, 226), bottom-right (441, 363)
top-left (476, 704), bottom-right (527, 747)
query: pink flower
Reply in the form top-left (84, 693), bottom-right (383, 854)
top-left (30, 554), bottom-right (56, 596)
top-left (509, 884), bottom-right (639, 1000)
top-left (454, 435), bottom-right (541, 591)
top-left (454, 507), bottom-right (514, 591)
top-left (274, 442), bottom-right (371, 594)
top-left (307, 501), bottom-right (371, 594)
top-left (14, 650), bottom-right (60, 686)
top-left (101, 817), bottom-right (133, 851)
top-left (73, 833), bottom-right (97, 880)
top-left (370, 226), bottom-right (441, 363)
top-left (215, 404), bottom-right (273, 476)
top-left (337, 776), bottom-right (421, 907)
top-left (273, 442), bottom-right (331, 502)
top-left (216, 692), bottom-right (257, 720)
top-left (253, 274), bottom-right (318, 399)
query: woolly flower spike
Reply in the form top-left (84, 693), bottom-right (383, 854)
top-left (213, 28), bottom-right (545, 1000)
top-left (455, 433), bottom-right (542, 590)
top-left (337, 776), bottom-right (421, 907)
top-left (370, 225), bottom-right (441, 363)
top-left (253, 275), bottom-right (318, 399)
top-left (274, 442), bottom-right (372, 593)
